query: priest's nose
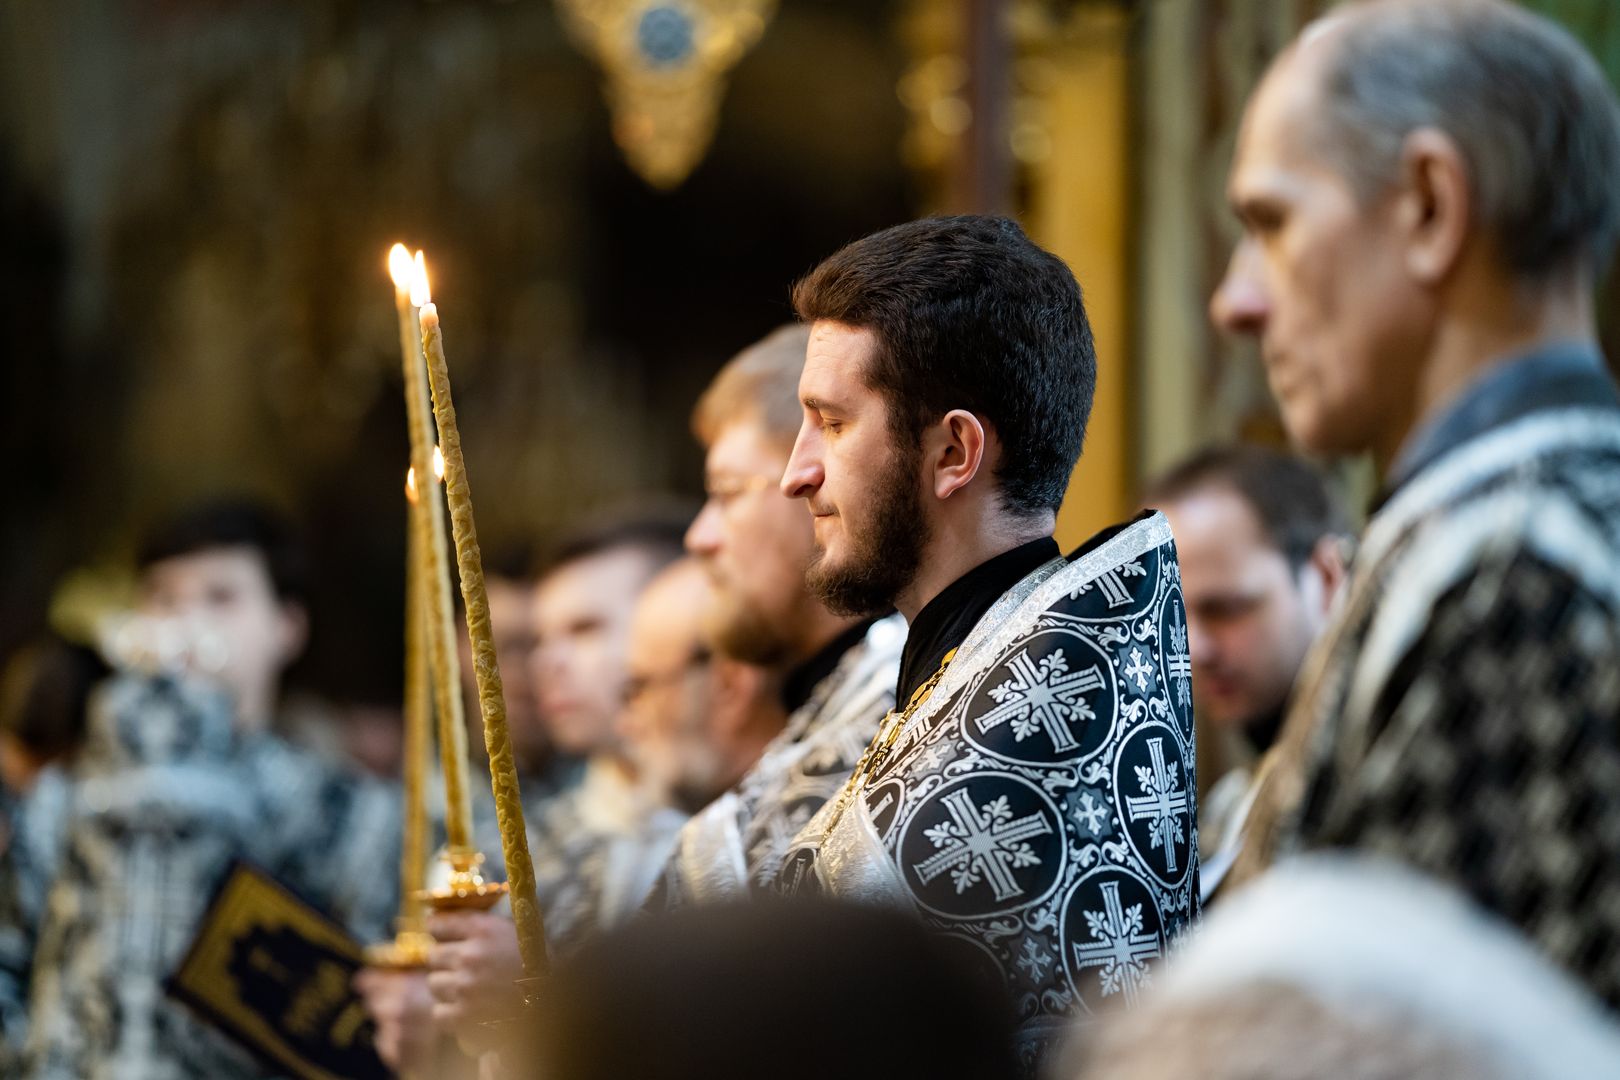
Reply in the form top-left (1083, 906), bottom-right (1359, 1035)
top-left (781, 426), bottom-right (824, 500)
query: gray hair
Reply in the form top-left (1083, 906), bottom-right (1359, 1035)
top-left (1308, 0), bottom-right (1620, 281)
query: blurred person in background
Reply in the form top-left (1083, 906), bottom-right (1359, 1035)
top-left (381, 514), bottom-right (686, 1067)
top-left (457, 549), bottom-right (585, 814)
top-left (622, 558), bottom-right (785, 815)
top-left (357, 552), bottom-right (592, 1078)
top-left (0, 499), bottom-right (398, 1077)
top-left (656, 326), bottom-right (905, 907)
top-left (132, 500), bottom-right (399, 932)
top-left (1067, 855), bottom-right (1620, 1080)
top-left (364, 534), bottom-right (721, 1077)
top-left (1214, 0), bottom-right (1620, 1006)
top-left (1142, 446), bottom-right (1348, 894)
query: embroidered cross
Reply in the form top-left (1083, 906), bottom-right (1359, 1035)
top-left (976, 646), bottom-right (1105, 753)
top-left (1073, 880), bottom-right (1161, 1006)
top-left (1016, 937), bottom-right (1054, 980)
top-left (914, 790), bottom-right (1053, 901)
top-left (1124, 738), bottom-right (1188, 873)
top-left (1075, 791), bottom-right (1110, 838)
top-left (1167, 608), bottom-right (1192, 709)
top-left (1122, 647), bottom-right (1157, 695)
top-left (1075, 560), bottom-right (1146, 608)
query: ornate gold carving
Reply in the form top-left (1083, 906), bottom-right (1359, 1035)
top-left (555, 0), bottom-right (776, 188)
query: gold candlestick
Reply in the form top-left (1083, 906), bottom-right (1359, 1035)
top-left (390, 245), bottom-right (474, 853)
top-left (411, 254), bottom-right (549, 978)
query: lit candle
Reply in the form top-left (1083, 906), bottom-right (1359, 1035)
top-left (410, 254), bottom-right (548, 978)
top-left (390, 244), bottom-right (474, 852)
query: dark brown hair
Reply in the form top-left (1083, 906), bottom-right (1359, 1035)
top-left (792, 216), bottom-right (1096, 515)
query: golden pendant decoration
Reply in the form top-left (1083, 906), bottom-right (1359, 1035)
top-left (555, 0), bottom-right (777, 188)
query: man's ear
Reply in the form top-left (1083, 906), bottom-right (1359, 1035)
top-left (1301, 535), bottom-right (1349, 619)
top-left (708, 658), bottom-right (765, 736)
top-left (923, 409), bottom-right (989, 501)
top-left (1398, 127), bottom-right (1472, 286)
top-left (277, 602), bottom-right (310, 665)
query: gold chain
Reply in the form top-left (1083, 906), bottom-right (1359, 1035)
top-left (816, 648), bottom-right (957, 847)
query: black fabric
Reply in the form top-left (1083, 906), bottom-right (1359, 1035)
top-left (1242, 703), bottom-right (1287, 757)
top-left (780, 618), bottom-right (877, 715)
top-left (1298, 547), bottom-right (1620, 1008)
top-left (895, 537), bottom-right (1060, 705)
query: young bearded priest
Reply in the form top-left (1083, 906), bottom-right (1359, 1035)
top-left (775, 215), bottom-right (1199, 1069)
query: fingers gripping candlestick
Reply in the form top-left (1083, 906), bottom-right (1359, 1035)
top-left (412, 255), bottom-right (549, 978)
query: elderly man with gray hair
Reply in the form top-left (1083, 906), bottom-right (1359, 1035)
top-left (1212, 0), bottom-right (1620, 1008)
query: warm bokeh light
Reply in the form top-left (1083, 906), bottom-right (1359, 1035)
top-left (409, 250), bottom-right (431, 307)
top-left (405, 446), bottom-right (445, 502)
top-left (388, 243), bottom-right (415, 292)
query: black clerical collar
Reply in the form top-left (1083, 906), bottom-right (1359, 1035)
top-left (896, 536), bottom-right (1061, 705)
top-left (782, 617), bottom-right (877, 714)
top-left (1372, 341), bottom-right (1618, 513)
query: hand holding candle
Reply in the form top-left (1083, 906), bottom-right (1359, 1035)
top-left (409, 254), bottom-right (548, 979)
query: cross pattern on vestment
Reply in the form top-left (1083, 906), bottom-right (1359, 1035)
top-left (977, 647), bottom-right (1105, 753)
top-left (1016, 937), bottom-right (1054, 980)
top-left (1076, 560), bottom-right (1145, 608)
top-left (1167, 608), bottom-right (1192, 708)
top-left (1073, 880), bottom-right (1161, 1006)
top-left (915, 789), bottom-right (1053, 901)
top-left (1124, 738), bottom-right (1188, 873)
top-left (1122, 647), bottom-right (1157, 695)
top-left (1075, 791), bottom-right (1110, 838)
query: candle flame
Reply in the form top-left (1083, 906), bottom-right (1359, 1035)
top-left (405, 447), bottom-right (444, 503)
top-left (409, 250), bottom-right (431, 307)
top-left (388, 244), bottom-right (415, 291)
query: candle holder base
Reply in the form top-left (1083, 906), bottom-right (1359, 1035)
top-left (416, 847), bottom-right (509, 913)
top-left (363, 929), bottom-right (434, 970)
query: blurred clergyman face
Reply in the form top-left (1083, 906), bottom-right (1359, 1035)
top-left (686, 419), bottom-right (815, 664)
top-left (139, 546), bottom-right (306, 727)
top-left (528, 548), bottom-right (652, 758)
top-left (622, 562), bottom-right (721, 810)
top-left (457, 576), bottom-right (546, 765)
top-left (1211, 51), bottom-right (1428, 457)
top-left (1160, 487), bottom-right (1332, 738)
top-left (782, 321), bottom-right (926, 616)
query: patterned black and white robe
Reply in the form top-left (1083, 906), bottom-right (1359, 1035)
top-left (781, 513), bottom-right (1199, 1064)
top-left (528, 757), bottom-right (687, 955)
top-left (1234, 351), bottom-right (1620, 1009)
top-left (0, 674), bottom-right (399, 1079)
top-left (657, 615), bottom-right (904, 905)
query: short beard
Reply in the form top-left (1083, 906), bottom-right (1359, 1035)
top-left (706, 594), bottom-right (793, 667)
top-left (805, 441), bottom-right (929, 617)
